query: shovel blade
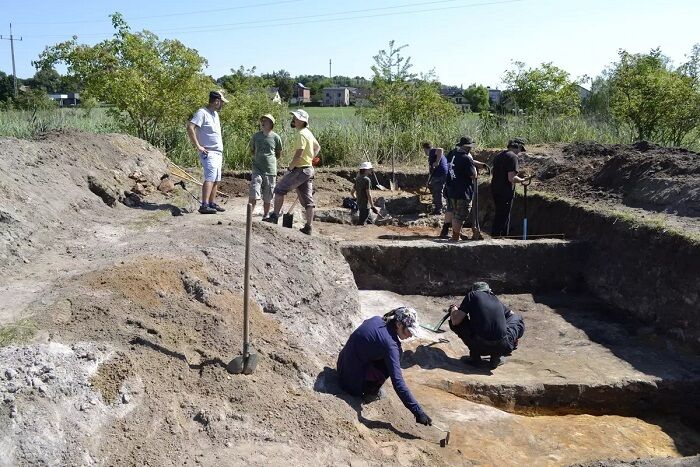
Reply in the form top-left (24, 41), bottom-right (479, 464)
top-left (227, 356), bottom-right (245, 374)
top-left (243, 352), bottom-right (258, 375)
top-left (282, 213), bottom-right (294, 228)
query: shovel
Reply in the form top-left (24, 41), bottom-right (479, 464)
top-left (420, 310), bottom-right (451, 333)
top-left (227, 203), bottom-right (259, 375)
top-left (434, 422), bottom-right (451, 447)
top-left (522, 176), bottom-right (532, 240)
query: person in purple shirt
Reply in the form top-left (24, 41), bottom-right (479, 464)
top-left (336, 307), bottom-right (432, 426)
top-left (422, 142), bottom-right (448, 215)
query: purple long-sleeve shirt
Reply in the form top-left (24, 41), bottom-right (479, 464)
top-left (336, 316), bottom-right (424, 417)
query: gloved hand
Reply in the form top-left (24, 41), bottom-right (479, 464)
top-left (416, 413), bottom-right (432, 426)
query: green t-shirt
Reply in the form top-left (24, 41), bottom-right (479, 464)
top-left (250, 131), bottom-right (282, 175)
top-left (355, 175), bottom-right (371, 209)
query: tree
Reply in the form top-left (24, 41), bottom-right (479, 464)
top-left (463, 84), bottom-right (490, 112)
top-left (0, 71), bottom-right (14, 103)
top-left (608, 47), bottom-right (700, 145)
top-left (262, 69), bottom-right (294, 101)
top-left (34, 13), bottom-right (215, 149)
top-left (371, 40), bottom-right (416, 83)
top-left (218, 66), bottom-right (272, 93)
top-left (26, 66), bottom-right (62, 92)
top-left (582, 74), bottom-right (612, 120)
top-left (502, 62), bottom-right (581, 116)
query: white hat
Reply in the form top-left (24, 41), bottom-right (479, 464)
top-left (359, 161), bottom-right (373, 170)
top-left (290, 109), bottom-right (309, 123)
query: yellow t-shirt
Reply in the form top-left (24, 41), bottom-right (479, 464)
top-left (291, 127), bottom-right (317, 168)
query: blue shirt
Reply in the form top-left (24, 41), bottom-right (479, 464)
top-left (446, 150), bottom-right (475, 200)
top-left (428, 148), bottom-right (449, 178)
top-left (336, 316), bottom-right (424, 417)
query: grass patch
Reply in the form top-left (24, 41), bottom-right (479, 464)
top-left (0, 319), bottom-right (38, 347)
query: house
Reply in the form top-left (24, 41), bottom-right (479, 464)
top-left (487, 88), bottom-right (502, 106)
top-left (350, 87), bottom-right (371, 106)
top-left (267, 87), bottom-right (282, 104)
top-left (48, 92), bottom-right (80, 107)
top-left (574, 84), bottom-right (591, 101)
top-left (322, 87), bottom-right (350, 106)
top-left (440, 85), bottom-right (469, 112)
top-left (291, 83), bottom-right (311, 104)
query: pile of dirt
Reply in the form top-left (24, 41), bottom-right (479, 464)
top-left (0, 130), bottom-right (170, 266)
top-left (479, 141), bottom-right (700, 218)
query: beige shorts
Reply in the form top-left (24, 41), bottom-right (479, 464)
top-left (274, 167), bottom-right (315, 208)
top-left (249, 172), bottom-right (276, 203)
top-left (449, 198), bottom-right (472, 224)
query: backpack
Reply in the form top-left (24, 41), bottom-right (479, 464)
top-left (342, 197), bottom-right (358, 211)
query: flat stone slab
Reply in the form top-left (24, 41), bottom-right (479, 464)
top-left (359, 291), bottom-right (700, 417)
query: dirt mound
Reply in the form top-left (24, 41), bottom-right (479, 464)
top-left (0, 129), bottom-right (169, 266)
top-left (480, 142), bottom-right (700, 218)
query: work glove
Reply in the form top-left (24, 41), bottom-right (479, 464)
top-left (416, 413), bottom-right (432, 426)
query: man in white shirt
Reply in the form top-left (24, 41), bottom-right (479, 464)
top-left (186, 90), bottom-right (228, 214)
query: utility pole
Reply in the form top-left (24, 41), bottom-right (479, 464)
top-left (329, 59), bottom-right (332, 81)
top-left (1, 23), bottom-right (22, 97)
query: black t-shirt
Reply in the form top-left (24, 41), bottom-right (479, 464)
top-left (491, 150), bottom-right (519, 197)
top-left (446, 150), bottom-right (475, 200)
top-left (459, 291), bottom-right (508, 340)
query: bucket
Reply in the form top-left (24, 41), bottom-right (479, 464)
top-left (282, 213), bottom-right (294, 228)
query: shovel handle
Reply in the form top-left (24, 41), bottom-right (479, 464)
top-left (243, 203), bottom-right (252, 357)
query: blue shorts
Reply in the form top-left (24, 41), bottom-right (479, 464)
top-left (200, 150), bottom-right (222, 182)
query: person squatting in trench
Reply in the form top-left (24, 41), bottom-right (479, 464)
top-left (448, 281), bottom-right (525, 369)
top-left (336, 307), bottom-right (433, 426)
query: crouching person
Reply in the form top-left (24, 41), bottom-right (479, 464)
top-left (337, 307), bottom-right (432, 426)
top-left (350, 161), bottom-right (379, 225)
top-left (448, 282), bottom-right (525, 369)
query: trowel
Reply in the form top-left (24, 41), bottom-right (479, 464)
top-left (227, 203), bottom-right (259, 375)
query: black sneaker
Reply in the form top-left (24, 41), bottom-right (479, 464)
top-left (209, 202), bottom-right (225, 212)
top-left (300, 224), bottom-right (312, 235)
top-left (199, 204), bottom-right (217, 214)
top-left (263, 213), bottom-right (278, 224)
top-left (461, 354), bottom-right (482, 367)
top-left (489, 355), bottom-right (505, 369)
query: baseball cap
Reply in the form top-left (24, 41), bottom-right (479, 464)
top-left (290, 109), bottom-right (309, 123)
top-left (359, 161), bottom-right (373, 170)
top-left (508, 137), bottom-right (526, 151)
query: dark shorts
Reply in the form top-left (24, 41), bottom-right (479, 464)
top-left (448, 198), bottom-right (472, 223)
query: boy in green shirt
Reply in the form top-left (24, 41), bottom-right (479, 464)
top-left (350, 161), bottom-right (378, 225)
top-left (249, 114), bottom-right (283, 219)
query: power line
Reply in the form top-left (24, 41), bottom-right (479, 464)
top-left (19, 0), bottom-right (524, 39)
top-left (13, 0), bottom-right (299, 25)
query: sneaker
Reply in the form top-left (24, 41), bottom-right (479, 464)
top-left (263, 213), bottom-right (278, 224)
top-left (209, 202), bottom-right (226, 212)
top-left (438, 223), bottom-right (450, 239)
top-left (199, 204), bottom-right (217, 214)
top-left (489, 355), bottom-right (505, 369)
top-left (300, 224), bottom-right (312, 235)
top-left (461, 354), bottom-right (482, 367)
top-left (361, 388), bottom-right (385, 404)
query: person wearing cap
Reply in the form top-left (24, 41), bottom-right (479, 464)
top-left (336, 307), bottom-right (433, 426)
top-left (187, 90), bottom-right (229, 214)
top-left (350, 161), bottom-right (379, 225)
top-left (249, 114), bottom-right (283, 219)
top-left (264, 109), bottom-right (320, 235)
top-left (422, 142), bottom-right (447, 215)
top-left (447, 282), bottom-right (525, 369)
top-left (444, 136), bottom-right (480, 241)
top-left (491, 138), bottom-right (528, 237)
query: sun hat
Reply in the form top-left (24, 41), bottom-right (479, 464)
top-left (457, 136), bottom-right (477, 147)
top-left (260, 114), bottom-right (276, 125)
top-left (209, 90), bottom-right (229, 103)
top-left (290, 109), bottom-right (309, 123)
top-left (359, 161), bottom-right (373, 170)
top-left (508, 137), bottom-right (526, 151)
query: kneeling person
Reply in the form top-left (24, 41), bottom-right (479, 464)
top-left (337, 307), bottom-right (432, 426)
top-left (249, 114), bottom-right (282, 219)
top-left (448, 282), bottom-right (525, 369)
top-left (350, 161), bottom-right (378, 225)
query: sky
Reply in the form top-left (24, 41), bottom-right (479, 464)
top-left (2, 0), bottom-right (699, 88)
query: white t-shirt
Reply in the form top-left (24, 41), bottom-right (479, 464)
top-left (190, 108), bottom-right (223, 152)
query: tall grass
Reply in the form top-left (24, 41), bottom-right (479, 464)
top-left (3, 106), bottom-right (694, 168)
